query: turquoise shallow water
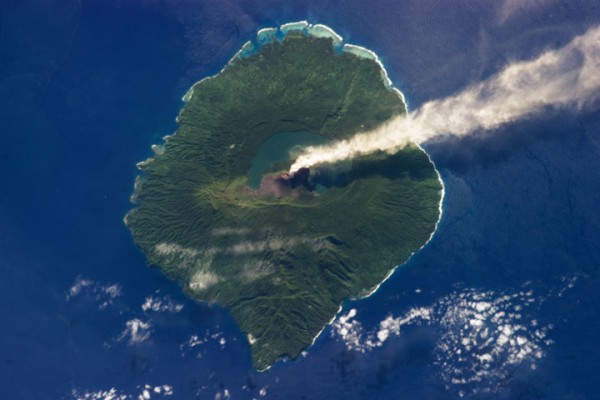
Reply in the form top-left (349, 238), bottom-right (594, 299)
top-left (247, 130), bottom-right (328, 188)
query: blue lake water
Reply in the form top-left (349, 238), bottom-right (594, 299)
top-left (1, 1), bottom-right (600, 399)
top-left (247, 131), bottom-right (327, 189)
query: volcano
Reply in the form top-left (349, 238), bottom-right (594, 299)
top-left (277, 167), bottom-right (316, 191)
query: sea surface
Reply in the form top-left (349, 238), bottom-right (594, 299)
top-left (1, 1), bottom-right (600, 399)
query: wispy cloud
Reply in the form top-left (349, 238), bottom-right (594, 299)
top-left (497, 0), bottom-right (558, 24)
top-left (66, 276), bottom-right (121, 310)
top-left (141, 295), bottom-right (183, 313)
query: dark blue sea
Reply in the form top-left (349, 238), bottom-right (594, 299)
top-left (2, 1), bottom-right (600, 399)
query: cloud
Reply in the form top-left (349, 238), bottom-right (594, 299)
top-left (211, 227), bottom-right (250, 236)
top-left (71, 387), bottom-right (128, 400)
top-left (154, 243), bottom-right (220, 291)
top-left (290, 25), bottom-right (600, 173)
top-left (329, 277), bottom-right (579, 396)
top-left (180, 330), bottom-right (228, 358)
top-left (154, 242), bottom-right (201, 258)
top-left (141, 295), bottom-right (183, 313)
top-left (214, 389), bottom-right (231, 400)
top-left (117, 319), bottom-right (152, 345)
top-left (434, 289), bottom-right (550, 396)
top-left (71, 384), bottom-right (173, 400)
top-left (331, 309), bottom-right (365, 352)
top-left (66, 276), bottom-right (122, 310)
top-left (153, 236), bottom-right (326, 291)
top-left (188, 270), bottom-right (220, 292)
top-left (237, 261), bottom-right (274, 282)
top-left (331, 307), bottom-right (432, 352)
top-left (227, 236), bottom-right (324, 255)
top-left (497, 0), bottom-right (558, 24)
top-left (375, 307), bottom-right (432, 343)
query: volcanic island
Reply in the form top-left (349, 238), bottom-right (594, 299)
top-left (125, 22), bottom-right (443, 371)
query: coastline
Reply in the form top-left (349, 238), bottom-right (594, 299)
top-left (140, 21), bottom-right (412, 177)
top-left (350, 145), bottom-right (445, 301)
top-left (304, 103), bottom-right (445, 362)
top-left (248, 23), bottom-right (443, 369)
top-left (131, 21), bottom-right (445, 371)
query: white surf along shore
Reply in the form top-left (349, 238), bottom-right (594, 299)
top-left (132, 21), bottom-right (446, 369)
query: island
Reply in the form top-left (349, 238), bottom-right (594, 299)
top-left (125, 22), bottom-right (443, 371)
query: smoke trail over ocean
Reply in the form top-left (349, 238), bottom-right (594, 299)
top-left (290, 25), bottom-right (600, 173)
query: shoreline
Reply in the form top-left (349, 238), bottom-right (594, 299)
top-left (302, 107), bottom-right (445, 364)
top-left (139, 21), bottom-right (412, 176)
top-left (131, 21), bottom-right (445, 372)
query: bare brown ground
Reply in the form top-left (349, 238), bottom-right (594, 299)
top-left (243, 173), bottom-right (300, 199)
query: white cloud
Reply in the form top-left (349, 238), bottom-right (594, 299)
top-left (141, 295), bottom-right (183, 313)
top-left (118, 319), bottom-right (152, 345)
top-left (329, 277), bottom-right (581, 396)
top-left (71, 385), bottom-right (173, 400)
top-left (68, 278), bottom-right (94, 298)
top-left (331, 308), bottom-right (366, 352)
top-left (71, 387), bottom-right (128, 400)
top-left (180, 330), bottom-right (228, 358)
top-left (497, 0), bottom-right (558, 24)
top-left (227, 236), bottom-right (322, 255)
top-left (153, 237), bottom-right (326, 293)
top-left (375, 307), bottom-right (432, 344)
top-left (154, 242), bottom-right (200, 258)
top-left (211, 227), bottom-right (250, 236)
top-left (247, 333), bottom-right (257, 345)
top-left (66, 276), bottom-right (122, 310)
top-left (189, 270), bottom-right (220, 292)
top-left (214, 389), bottom-right (231, 400)
top-left (154, 243), bottom-right (217, 272)
top-left (434, 289), bottom-right (549, 395)
top-left (154, 243), bottom-right (221, 291)
top-left (331, 306), bottom-right (432, 352)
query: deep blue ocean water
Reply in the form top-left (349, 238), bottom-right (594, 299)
top-left (1, 1), bottom-right (600, 399)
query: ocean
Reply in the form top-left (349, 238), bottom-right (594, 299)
top-left (1, 0), bottom-right (599, 399)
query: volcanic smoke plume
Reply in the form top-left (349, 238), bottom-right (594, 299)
top-left (290, 25), bottom-right (600, 174)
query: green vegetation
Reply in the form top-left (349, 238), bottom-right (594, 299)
top-left (126, 32), bottom-right (442, 370)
